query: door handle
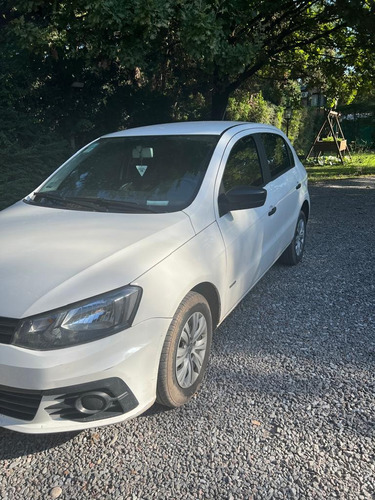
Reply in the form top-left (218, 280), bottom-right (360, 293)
top-left (268, 206), bottom-right (277, 216)
top-left (296, 183), bottom-right (301, 190)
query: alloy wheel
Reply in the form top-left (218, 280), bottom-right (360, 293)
top-left (175, 312), bottom-right (208, 389)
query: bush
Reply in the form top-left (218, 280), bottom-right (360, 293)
top-left (0, 135), bottom-right (71, 211)
top-left (293, 108), bottom-right (324, 155)
top-left (226, 91), bottom-right (283, 126)
top-left (225, 91), bottom-right (325, 156)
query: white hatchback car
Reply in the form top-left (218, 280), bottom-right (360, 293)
top-left (0, 121), bottom-right (309, 434)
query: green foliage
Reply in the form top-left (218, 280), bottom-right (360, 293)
top-left (0, 104), bottom-right (70, 211)
top-left (226, 91), bottom-right (283, 127)
top-left (226, 92), bottom-right (328, 157)
top-left (0, 139), bottom-right (70, 211)
top-left (338, 90), bottom-right (375, 148)
top-left (293, 108), bottom-right (324, 156)
top-left (320, 137), bottom-right (345, 142)
top-left (2, 0), bottom-right (374, 123)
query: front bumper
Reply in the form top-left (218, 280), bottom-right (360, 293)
top-left (0, 317), bottom-right (170, 433)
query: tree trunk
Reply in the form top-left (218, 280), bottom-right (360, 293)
top-left (210, 88), bottom-right (231, 120)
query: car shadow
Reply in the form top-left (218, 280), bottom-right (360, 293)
top-left (140, 402), bottom-right (172, 418)
top-left (0, 427), bottom-right (81, 460)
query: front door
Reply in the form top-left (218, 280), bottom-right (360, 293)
top-left (215, 132), bottom-right (271, 314)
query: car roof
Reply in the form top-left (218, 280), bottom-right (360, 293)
top-left (102, 121), bottom-right (280, 138)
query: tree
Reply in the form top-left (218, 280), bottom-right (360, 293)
top-left (2, 0), bottom-right (375, 124)
top-left (174, 0), bottom-right (375, 117)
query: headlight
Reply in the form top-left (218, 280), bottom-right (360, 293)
top-left (13, 286), bottom-right (142, 350)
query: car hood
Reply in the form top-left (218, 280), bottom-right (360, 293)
top-left (0, 202), bottom-right (195, 318)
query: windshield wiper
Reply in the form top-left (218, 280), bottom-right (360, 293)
top-left (30, 192), bottom-right (157, 213)
top-left (69, 197), bottom-right (157, 213)
top-left (32, 191), bottom-right (65, 203)
top-left (31, 192), bottom-right (106, 212)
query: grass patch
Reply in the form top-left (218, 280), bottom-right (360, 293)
top-left (305, 153), bottom-right (375, 182)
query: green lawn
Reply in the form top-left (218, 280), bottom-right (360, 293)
top-left (305, 153), bottom-right (375, 182)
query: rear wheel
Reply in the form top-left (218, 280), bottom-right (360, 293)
top-left (279, 211), bottom-right (307, 265)
top-left (156, 292), bottom-right (212, 408)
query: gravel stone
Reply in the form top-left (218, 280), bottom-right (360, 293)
top-left (0, 177), bottom-right (374, 500)
top-left (50, 486), bottom-right (62, 498)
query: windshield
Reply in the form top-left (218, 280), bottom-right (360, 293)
top-left (30, 135), bottom-right (219, 213)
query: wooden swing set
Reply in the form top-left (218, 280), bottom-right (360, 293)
top-left (306, 110), bottom-right (351, 164)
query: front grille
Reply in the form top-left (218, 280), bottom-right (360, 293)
top-left (0, 386), bottom-right (42, 421)
top-left (0, 317), bottom-right (18, 344)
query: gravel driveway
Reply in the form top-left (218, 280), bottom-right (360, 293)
top-left (1, 177), bottom-right (374, 500)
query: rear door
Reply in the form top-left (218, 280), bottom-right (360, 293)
top-left (258, 133), bottom-right (301, 266)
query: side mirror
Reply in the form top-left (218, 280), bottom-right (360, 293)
top-left (218, 186), bottom-right (267, 217)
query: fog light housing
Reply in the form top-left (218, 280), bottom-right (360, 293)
top-left (75, 391), bottom-right (113, 415)
top-left (45, 378), bottom-right (138, 422)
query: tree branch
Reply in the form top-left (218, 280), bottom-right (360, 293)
top-left (225, 21), bottom-right (348, 96)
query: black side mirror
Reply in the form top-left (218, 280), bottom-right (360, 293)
top-left (218, 186), bottom-right (267, 217)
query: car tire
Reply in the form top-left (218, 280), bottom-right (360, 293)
top-left (279, 211), bottom-right (307, 265)
top-left (156, 291), bottom-right (212, 408)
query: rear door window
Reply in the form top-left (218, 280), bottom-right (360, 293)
top-left (261, 133), bottom-right (294, 180)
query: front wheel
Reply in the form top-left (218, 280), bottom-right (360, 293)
top-left (279, 211), bottom-right (307, 265)
top-left (156, 292), bottom-right (212, 408)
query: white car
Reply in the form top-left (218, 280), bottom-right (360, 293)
top-left (0, 121), bottom-right (309, 434)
